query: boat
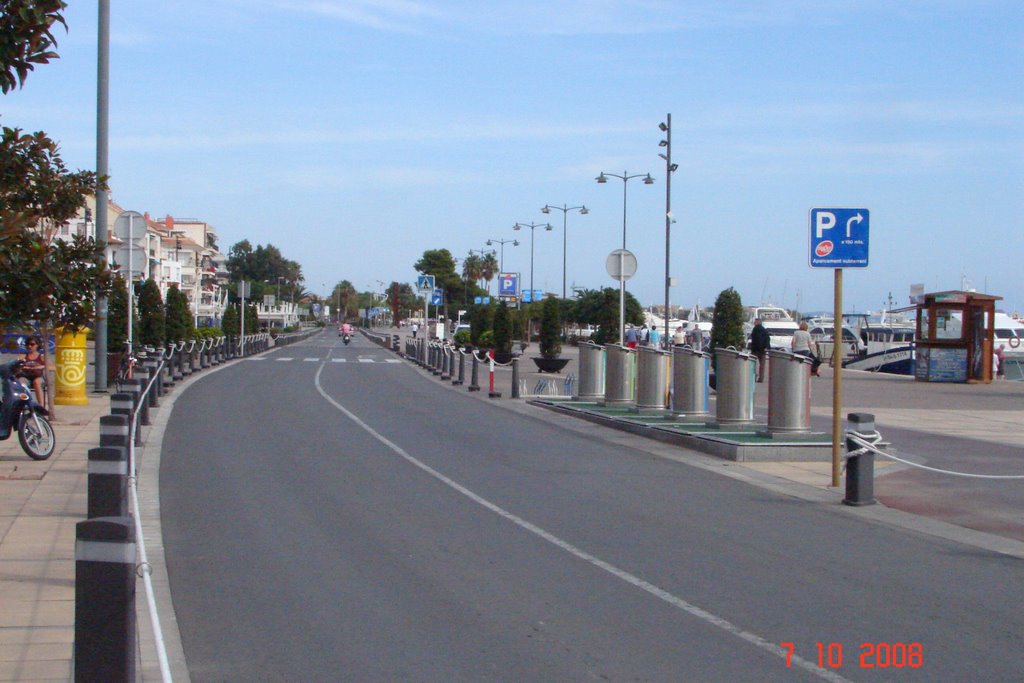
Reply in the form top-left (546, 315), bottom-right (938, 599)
top-left (744, 305), bottom-right (799, 350)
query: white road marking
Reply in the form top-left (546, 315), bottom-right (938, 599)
top-left (312, 367), bottom-right (852, 683)
top-left (303, 358), bottom-right (319, 362)
top-left (275, 357), bottom-right (292, 362)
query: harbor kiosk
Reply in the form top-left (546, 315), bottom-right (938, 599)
top-left (914, 291), bottom-right (1000, 383)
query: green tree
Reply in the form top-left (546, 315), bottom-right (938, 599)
top-left (221, 302), bottom-right (239, 336)
top-left (480, 252), bottom-right (498, 293)
top-left (539, 296), bottom-right (562, 359)
top-left (1, 1), bottom-right (110, 334)
top-left (136, 279), bottom-right (164, 346)
top-left (415, 248), bottom-right (471, 306)
top-left (709, 287), bottom-right (745, 352)
top-left (572, 288), bottom-right (643, 345)
top-left (245, 301), bottom-right (259, 333)
top-left (492, 300), bottom-right (513, 354)
top-left (164, 285), bottom-right (193, 342)
top-left (387, 281), bottom-right (417, 325)
top-left (469, 302), bottom-right (493, 346)
top-left (106, 275), bottom-right (136, 352)
top-left (0, 0), bottom-right (66, 95)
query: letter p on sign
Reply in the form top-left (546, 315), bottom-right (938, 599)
top-left (815, 211), bottom-right (836, 238)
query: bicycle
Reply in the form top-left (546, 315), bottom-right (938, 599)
top-left (115, 343), bottom-right (137, 392)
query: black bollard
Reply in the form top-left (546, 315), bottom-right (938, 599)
top-left (453, 349), bottom-right (465, 386)
top-left (843, 412), bottom-right (877, 506)
top-left (87, 446), bottom-right (129, 519)
top-left (511, 357), bottom-right (520, 399)
top-left (441, 346), bottom-right (451, 380)
top-left (109, 395), bottom-right (133, 447)
top-left (468, 353), bottom-right (481, 392)
top-left (75, 516), bottom-right (136, 683)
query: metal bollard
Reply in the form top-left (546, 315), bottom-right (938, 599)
top-left (74, 516), bottom-right (136, 682)
top-left (511, 357), bottom-right (520, 398)
top-left (843, 413), bottom-right (877, 506)
top-left (453, 349), bottom-right (465, 386)
top-left (601, 344), bottom-right (635, 406)
top-left (87, 446), bottom-right (129, 519)
top-left (671, 345), bottom-right (710, 417)
top-left (633, 347), bottom-right (669, 413)
top-left (109, 395), bottom-right (133, 446)
top-left (441, 346), bottom-right (451, 380)
top-left (488, 350), bottom-right (501, 399)
top-left (764, 349), bottom-right (813, 433)
top-left (468, 352), bottom-right (481, 391)
top-left (576, 342), bottom-right (606, 401)
top-left (712, 347), bottom-right (757, 425)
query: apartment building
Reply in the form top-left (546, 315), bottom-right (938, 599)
top-left (55, 196), bottom-right (231, 327)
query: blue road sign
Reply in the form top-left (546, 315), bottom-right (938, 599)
top-left (417, 274), bottom-right (435, 291)
top-left (498, 273), bottom-right (519, 297)
top-left (430, 288), bottom-right (443, 305)
top-left (474, 296), bottom-right (482, 304)
top-left (809, 208), bottom-right (869, 268)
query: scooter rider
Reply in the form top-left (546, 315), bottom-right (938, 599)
top-left (0, 360), bottom-right (22, 439)
top-left (341, 321), bottom-right (353, 336)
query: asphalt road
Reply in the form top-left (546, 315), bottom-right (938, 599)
top-left (160, 331), bottom-right (1024, 682)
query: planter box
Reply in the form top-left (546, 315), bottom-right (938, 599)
top-left (533, 357), bottom-right (570, 373)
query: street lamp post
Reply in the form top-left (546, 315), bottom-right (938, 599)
top-left (659, 114), bottom-right (679, 346)
top-left (596, 170), bottom-right (654, 345)
top-left (512, 222), bottom-right (552, 303)
top-left (486, 237), bottom-right (519, 275)
top-left (541, 204), bottom-right (588, 300)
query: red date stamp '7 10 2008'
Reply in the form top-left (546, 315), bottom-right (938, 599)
top-left (781, 642), bottom-right (923, 670)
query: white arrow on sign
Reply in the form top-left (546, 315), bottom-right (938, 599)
top-left (846, 212), bottom-right (864, 238)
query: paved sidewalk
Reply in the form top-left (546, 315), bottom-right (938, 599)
top-left (0, 395), bottom-right (109, 682)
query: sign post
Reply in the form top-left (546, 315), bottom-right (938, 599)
top-left (416, 275), bottom-right (435, 338)
top-left (809, 208), bottom-right (869, 487)
top-left (606, 249), bottom-right (637, 346)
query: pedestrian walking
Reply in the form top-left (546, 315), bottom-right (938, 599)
top-left (750, 318), bottom-right (770, 383)
top-left (625, 325), bottom-right (638, 349)
top-left (791, 321), bottom-right (821, 376)
top-left (672, 326), bottom-right (686, 346)
top-left (412, 322), bottom-right (419, 339)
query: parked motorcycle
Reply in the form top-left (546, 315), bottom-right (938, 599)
top-left (0, 360), bottom-right (55, 460)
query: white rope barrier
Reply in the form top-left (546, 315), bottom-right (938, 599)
top-left (847, 431), bottom-right (1024, 480)
top-left (128, 360), bottom-right (174, 682)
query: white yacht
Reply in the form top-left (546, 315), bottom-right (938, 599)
top-left (744, 305), bottom-right (799, 350)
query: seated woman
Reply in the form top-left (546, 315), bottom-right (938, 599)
top-left (17, 336), bottom-right (46, 406)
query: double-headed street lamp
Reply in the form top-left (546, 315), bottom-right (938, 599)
top-left (486, 237), bottom-right (518, 275)
top-left (541, 203), bottom-right (588, 300)
top-left (659, 114), bottom-right (679, 346)
top-left (596, 170), bottom-right (654, 345)
top-left (513, 221), bottom-right (552, 303)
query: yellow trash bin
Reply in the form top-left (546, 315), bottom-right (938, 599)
top-left (55, 327), bottom-right (89, 406)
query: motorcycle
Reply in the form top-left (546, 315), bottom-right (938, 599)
top-left (343, 333), bottom-right (351, 345)
top-left (0, 360), bottom-right (56, 460)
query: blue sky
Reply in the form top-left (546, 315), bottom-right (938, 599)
top-left (6, 1), bottom-right (1023, 314)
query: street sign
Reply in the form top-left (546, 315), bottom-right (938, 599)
top-left (606, 249), bottom-right (637, 281)
top-left (430, 288), bottom-right (443, 306)
top-left (417, 274), bottom-right (435, 291)
top-left (809, 208), bottom-right (870, 268)
top-left (498, 273), bottom-right (519, 297)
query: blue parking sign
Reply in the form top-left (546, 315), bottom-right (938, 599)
top-left (809, 208), bottom-right (869, 268)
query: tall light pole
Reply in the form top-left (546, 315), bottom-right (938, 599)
top-left (486, 237), bottom-right (519, 275)
top-left (541, 204), bottom-right (588, 300)
top-left (596, 170), bottom-right (654, 344)
top-left (513, 222), bottom-right (552, 303)
top-left (659, 114), bottom-right (679, 346)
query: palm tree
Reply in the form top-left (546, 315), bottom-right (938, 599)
top-left (462, 254), bottom-right (483, 288)
top-left (481, 252), bottom-right (498, 294)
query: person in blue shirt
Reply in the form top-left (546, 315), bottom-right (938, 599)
top-left (625, 325), bottom-right (638, 349)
